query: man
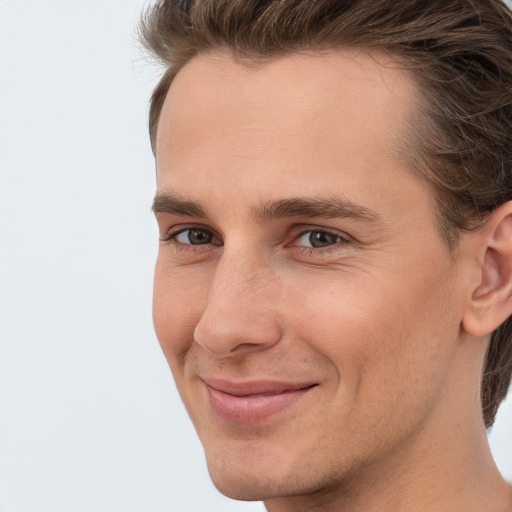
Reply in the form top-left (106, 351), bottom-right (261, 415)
top-left (142, 0), bottom-right (512, 510)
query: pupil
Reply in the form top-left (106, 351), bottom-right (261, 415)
top-left (188, 229), bottom-right (211, 244)
top-left (309, 231), bottom-right (338, 248)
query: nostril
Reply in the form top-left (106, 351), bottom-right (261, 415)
top-left (193, 312), bottom-right (283, 358)
top-left (193, 269), bottom-right (283, 357)
top-left (229, 342), bottom-right (263, 353)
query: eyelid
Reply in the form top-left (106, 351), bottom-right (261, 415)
top-left (286, 226), bottom-right (355, 256)
top-left (159, 224), bottom-right (222, 244)
top-left (159, 222), bottom-right (354, 255)
top-left (291, 226), bottom-right (352, 243)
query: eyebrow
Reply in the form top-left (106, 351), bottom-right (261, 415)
top-left (152, 193), bottom-right (382, 224)
top-left (256, 197), bottom-right (382, 223)
top-left (152, 193), bottom-right (208, 218)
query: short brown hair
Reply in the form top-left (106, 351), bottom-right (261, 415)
top-left (140, 0), bottom-right (512, 428)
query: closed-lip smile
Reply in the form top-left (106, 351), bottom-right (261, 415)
top-left (201, 378), bottom-right (319, 424)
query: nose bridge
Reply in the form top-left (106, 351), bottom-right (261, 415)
top-left (194, 246), bottom-right (282, 357)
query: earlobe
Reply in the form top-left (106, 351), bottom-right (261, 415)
top-left (462, 202), bottom-right (512, 338)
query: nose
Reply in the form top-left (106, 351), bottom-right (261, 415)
top-left (194, 249), bottom-right (283, 358)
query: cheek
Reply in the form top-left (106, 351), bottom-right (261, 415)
top-left (152, 257), bottom-right (209, 371)
top-left (283, 259), bottom-right (460, 400)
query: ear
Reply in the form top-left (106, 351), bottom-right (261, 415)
top-left (462, 201), bottom-right (512, 337)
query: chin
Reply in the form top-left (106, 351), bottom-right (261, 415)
top-left (208, 467), bottom-right (304, 502)
top-left (204, 445), bottom-right (345, 503)
top-left (210, 473), bottom-right (275, 502)
top-left (204, 448), bottom-right (284, 500)
top-left (203, 446), bottom-right (293, 501)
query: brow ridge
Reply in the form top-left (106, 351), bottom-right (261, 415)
top-left (255, 197), bottom-right (382, 223)
top-left (152, 193), bottom-right (382, 224)
top-left (152, 193), bottom-right (208, 218)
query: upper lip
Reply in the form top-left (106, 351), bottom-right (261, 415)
top-left (201, 377), bottom-right (318, 396)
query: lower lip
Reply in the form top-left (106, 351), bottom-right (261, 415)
top-left (206, 385), bottom-right (316, 424)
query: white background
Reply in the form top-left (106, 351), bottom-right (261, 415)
top-left (0, 1), bottom-right (510, 511)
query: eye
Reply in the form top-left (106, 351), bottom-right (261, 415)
top-left (172, 228), bottom-right (213, 245)
top-left (295, 229), bottom-right (344, 248)
top-left (173, 228), bottom-right (215, 245)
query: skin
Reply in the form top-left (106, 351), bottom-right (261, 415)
top-left (152, 50), bottom-right (512, 511)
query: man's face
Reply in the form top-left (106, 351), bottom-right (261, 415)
top-left (153, 51), bottom-right (470, 501)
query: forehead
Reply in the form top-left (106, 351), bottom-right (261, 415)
top-left (156, 49), bottom-right (417, 151)
top-left (155, 49), bottom-right (425, 217)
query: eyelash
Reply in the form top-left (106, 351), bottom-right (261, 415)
top-left (160, 225), bottom-right (222, 253)
top-left (291, 233), bottom-right (351, 256)
top-left (160, 225), bottom-right (353, 255)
